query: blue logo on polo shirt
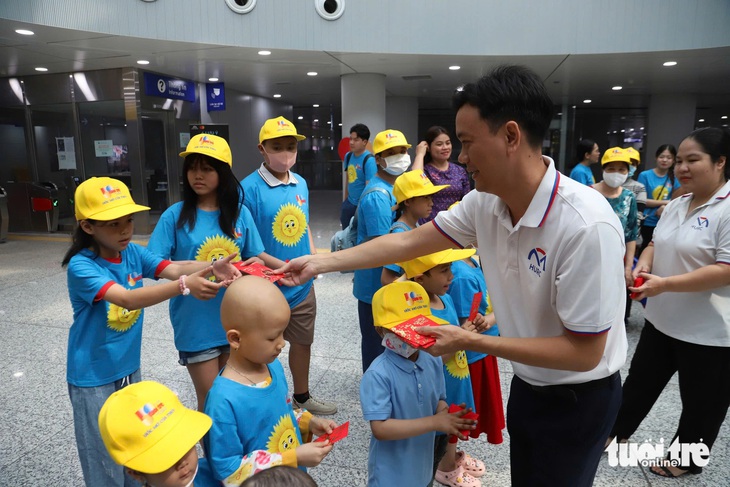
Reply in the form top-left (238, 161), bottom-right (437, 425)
top-left (692, 216), bottom-right (709, 230)
top-left (528, 248), bottom-right (547, 277)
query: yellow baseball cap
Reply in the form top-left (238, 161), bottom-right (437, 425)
top-left (373, 129), bottom-right (412, 155)
top-left (179, 133), bottom-right (232, 166)
top-left (98, 381), bottom-right (212, 474)
top-left (393, 170), bottom-right (449, 204)
top-left (259, 116), bottom-right (306, 144)
top-left (74, 177), bottom-right (150, 221)
top-left (625, 147), bottom-right (640, 164)
top-left (399, 248), bottom-right (476, 279)
top-left (372, 281), bottom-right (448, 330)
top-left (601, 147), bottom-right (631, 166)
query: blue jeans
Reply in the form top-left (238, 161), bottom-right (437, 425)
top-left (68, 370), bottom-right (142, 487)
top-left (358, 300), bottom-right (385, 373)
top-left (340, 198), bottom-right (357, 229)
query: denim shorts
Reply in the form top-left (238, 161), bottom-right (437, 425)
top-left (178, 345), bottom-right (230, 366)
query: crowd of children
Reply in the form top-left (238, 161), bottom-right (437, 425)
top-left (64, 115), bottom-right (504, 487)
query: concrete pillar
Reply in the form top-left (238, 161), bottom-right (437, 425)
top-left (645, 94), bottom-right (696, 169)
top-left (386, 96), bottom-right (419, 149)
top-left (341, 73), bottom-right (386, 145)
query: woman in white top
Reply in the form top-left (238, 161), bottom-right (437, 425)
top-left (609, 127), bottom-right (730, 478)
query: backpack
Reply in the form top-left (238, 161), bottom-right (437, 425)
top-left (331, 186), bottom-right (391, 253)
top-left (344, 152), bottom-right (376, 184)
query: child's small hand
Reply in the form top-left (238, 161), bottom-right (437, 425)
top-left (212, 253), bottom-right (241, 282)
top-left (432, 403), bottom-right (477, 440)
top-left (241, 255), bottom-right (265, 267)
top-left (310, 417), bottom-right (336, 437)
top-left (186, 266), bottom-right (225, 300)
top-left (473, 313), bottom-right (496, 334)
top-left (461, 320), bottom-right (477, 333)
top-left (296, 441), bottom-right (333, 467)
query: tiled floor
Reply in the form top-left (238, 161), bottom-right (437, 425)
top-left (0, 190), bottom-right (728, 486)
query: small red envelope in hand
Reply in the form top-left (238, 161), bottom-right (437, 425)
top-left (630, 276), bottom-right (645, 300)
top-left (448, 403), bottom-right (479, 438)
top-left (468, 292), bottom-right (483, 322)
top-left (233, 261), bottom-right (285, 283)
top-left (314, 421), bottom-right (349, 445)
top-left (391, 315), bottom-right (441, 348)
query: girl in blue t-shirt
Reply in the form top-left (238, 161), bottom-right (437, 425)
top-left (63, 176), bottom-right (238, 487)
top-left (637, 144), bottom-right (678, 251)
top-left (381, 169), bottom-right (448, 285)
top-left (148, 134), bottom-right (275, 413)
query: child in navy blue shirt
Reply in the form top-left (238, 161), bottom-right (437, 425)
top-left (204, 276), bottom-right (335, 485)
top-left (401, 249), bottom-right (486, 487)
top-left (361, 280), bottom-right (476, 487)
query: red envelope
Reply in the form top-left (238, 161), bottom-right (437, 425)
top-left (630, 276), bottom-right (645, 300)
top-left (233, 261), bottom-right (285, 283)
top-left (314, 421), bottom-right (349, 445)
top-left (390, 315), bottom-right (441, 348)
top-left (448, 404), bottom-right (479, 438)
top-left (468, 292), bottom-right (483, 322)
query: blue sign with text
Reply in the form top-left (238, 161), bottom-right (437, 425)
top-left (206, 82), bottom-right (226, 112)
top-left (143, 72), bottom-right (196, 102)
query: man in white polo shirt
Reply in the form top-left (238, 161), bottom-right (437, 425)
top-left (278, 65), bottom-right (628, 486)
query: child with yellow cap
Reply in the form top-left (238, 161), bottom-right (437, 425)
top-left (240, 116), bottom-right (336, 416)
top-left (381, 170), bottom-right (449, 285)
top-left (99, 381), bottom-right (217, 487)
top-left (360, 280), bottom-right (477, 487)
top-left (354, 129), bottom-right (415, 372)
top-left (400, 250), bottom-right (487, 487)
top-left (63, 177), bottom-right (240, 486)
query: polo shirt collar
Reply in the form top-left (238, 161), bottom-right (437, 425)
top-left (257, 162), bottom-right (299, 187)
top-left (679, 179), bottom-right (730, 208)
top-left (384, 348), bottom-right (423, 372)
top-left (495, 156), bottom-right (560, 229)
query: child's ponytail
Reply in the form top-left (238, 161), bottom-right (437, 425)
top-left (61, 221), bottom-right (100, 267)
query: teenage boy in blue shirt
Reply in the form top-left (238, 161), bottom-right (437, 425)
top-left (341, 123), bottom-right (376, 228)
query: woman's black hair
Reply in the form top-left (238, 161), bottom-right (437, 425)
top-left (684, 127), bottom-right (730, 180)
top-left (424, 126), bottom-right (450, 164)
top-left (61, 220), bottom-right (100, 267)
top-left (576, 139), bottom-right (596, 163)
top-left (655, 144), bottom-right (677, 159)
top-left (177, 154), bottom-right (242, 239)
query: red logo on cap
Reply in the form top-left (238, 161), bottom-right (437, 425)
top-left (135, 402), bottom-right (164, 426)
top-left (100, 185), bottom-right (121, 198)
top-left (199, 136), bottom-right (214, 145)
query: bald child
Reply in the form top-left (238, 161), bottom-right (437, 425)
top-left (203, 276), bottom-right (335, 485)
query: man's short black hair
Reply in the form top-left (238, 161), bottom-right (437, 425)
top-left (350, 123), bottom-right (370, 141)
top-left (452, 65), bottom-right (553, 149)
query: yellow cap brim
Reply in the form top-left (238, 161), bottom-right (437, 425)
top-left (80, 203), bottom-right (150, 222)
top-left (395, 184), bottom-right (450, 204)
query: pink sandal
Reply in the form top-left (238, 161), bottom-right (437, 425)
top-left (435, 465), bottom-right (481, 487)
top-left (455, 450), bottom-right (486, 478)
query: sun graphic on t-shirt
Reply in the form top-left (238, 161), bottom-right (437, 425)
top-left (652, 185), bottom-right (671, 201)
top-left (272, 203), bottom-right (307, 247)
top-left (266, 415), bottom-right (300, 454)
top-left (107, 304), bottom-right (141, 332)
top-left (196, 235), bottom-right (241, 263)
top-left (347, 164), bottom-right (357, 184)
top-left (445, 350), bottom-right (470, 379)
top-left (485, 293), bottom-right (493, 315)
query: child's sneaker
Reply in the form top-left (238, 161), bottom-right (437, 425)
top-left (293, 394), bottom-right (338, 415)
top-left (435, 465), bottom-right (481, 487)
top-left (455, 450), bottom-right (486, 477)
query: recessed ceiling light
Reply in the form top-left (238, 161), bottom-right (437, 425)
top-left (621, 129), bottom-right (625, 133)
top-left (327, 121), bottom-right (332, 124)
top-left (258, 50), bottom-right (271, 56)
top-left (612, 86), bottom-right (622, 91)
top-left (699, 118), bottom-right (705, 122)
top-left (613, 130), bottom-right (617, 134)
top-left (208, 77), bottom-right (219, 82)
top-left (273, 94), bottom-right (281, 98)
top-left (583, 99), bottom-right (592, 103)
top-left (297, 116), bottom-right (304, 120)
top-left (137, 60), bottom-right (150, 65)
top-left (722, 116), bottom-right (728, 120)
top-left (35, 67), bottom-right (48, 72)
top-left (640, 127), bottom-right (644, 130)
top-left (314, 119), bottom-right (319, 122)
top-left (663, 61), bottom-right (677, 67)
top-left (312, 104), bottom-right (319, 107)
top-left (15, 29), bottom-right (34, 36)
top-left (449, 66), bottom-right (461, 71)
top-left (557, 112), bottom-right (563, 116)
top-left (307, 72), bottom-right (318, 76)
top-left (338, 123), bottom-right (342, 126)
top-left (607, 132), bottom-right (611, 135)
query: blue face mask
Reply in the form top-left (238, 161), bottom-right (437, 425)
top-left (628, 166), bottom-right (637, 178)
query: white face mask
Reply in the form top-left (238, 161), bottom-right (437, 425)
top-left (382, 332), bottom-right (417, 358)
top-left (382, 153), bottom-right (411, 176)
top-left (603, 171), bottom-right (628, 188)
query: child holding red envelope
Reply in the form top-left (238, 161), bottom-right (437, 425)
top-left (400, 249), bottom-right (486, 487)
top-left (204, 276), bottom-right (337, 485)
top-left (448, 255), bottom-right (506, 446)
top-left (360, 281), bottom-right (477, 487)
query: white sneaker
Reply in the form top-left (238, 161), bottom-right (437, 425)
top-left (293, 395), bottom-right (338, 415)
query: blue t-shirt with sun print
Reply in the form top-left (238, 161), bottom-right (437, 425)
top-left (66, 244), bottom-right (166, 387)
top-left (448, 258), bottom-right (500, 364)
top-left (147, 202), bottom-right (265, 353)
top-left (430, 294), bottom-right (475, 411)
top-left (241, 165), bottom-right (313, 308)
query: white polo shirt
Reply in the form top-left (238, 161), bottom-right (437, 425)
top-left (433, 157), bottom-right (628, 386)
top-left (646, 180), bottom-right (730, 347)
